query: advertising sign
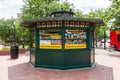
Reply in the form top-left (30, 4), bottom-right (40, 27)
top-left (40, 44), bottom-right (62, 49)
top-left (65, 44), bottom-right (86, 49)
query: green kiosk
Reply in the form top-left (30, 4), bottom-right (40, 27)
top-left (21, 9), bottom-right (104, 70)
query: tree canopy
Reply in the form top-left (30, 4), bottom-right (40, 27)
top-left (108, 0), bottom-right (120, 28)
top-left (0, 18), bottom-right (14, 41)
top-left (21, 0), bottom-right (72, 19)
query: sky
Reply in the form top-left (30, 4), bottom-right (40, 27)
top-left (0, 0), bottom-right (111, 19)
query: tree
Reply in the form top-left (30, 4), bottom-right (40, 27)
top-left (74, 9), bottom-right (83, 18)
top-left (0, 18), bottom-right (30, 48)
top-left (85, 9), bottom-right (109, 38)
top-left (14, 19), bottom-right (30, 48)
top-left (0, 18), bottom-right (15, 42)
top-left (108, 0), bottom-right (120, 28)
top-left (22, 0), bottom-right (59, 19)
top-left (21, 0), bottom-right (73, 19)
top-left (84, 9), bottom-right (110, 48)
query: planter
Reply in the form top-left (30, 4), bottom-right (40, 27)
top-left (0, 49), bottom-right (28, 55)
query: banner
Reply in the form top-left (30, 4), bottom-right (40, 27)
top-left (40, 44), bottom-right (62, 49)
top-left (34, 44), bottom-right (86, 49)
top-left (65, 44), bottom-right (86, 49)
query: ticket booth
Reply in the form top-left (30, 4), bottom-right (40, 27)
top-left (21, 10), bottom-right (104, 70)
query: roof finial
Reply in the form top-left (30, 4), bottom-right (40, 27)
top-left (60, 0), bottom-right (63, 10)
top-left (70, 3), bottom-right (74, 12)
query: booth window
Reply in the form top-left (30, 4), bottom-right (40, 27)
top-left (39, 29), bottom-right (62, 49)
top-left (65, 29), bottom-right (86, 49)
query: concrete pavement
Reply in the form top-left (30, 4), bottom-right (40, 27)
top-left (0, 49), bottom-right (120, 80)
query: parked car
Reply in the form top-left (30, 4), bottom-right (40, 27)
top-left (100, 38), bottom-right (110, 43)
top-left (100, 39), bottom-right (105, 43)
top-left (107, 39), bottom-right (110, 43)
top-left (99, 39), bottom-right (110, 48)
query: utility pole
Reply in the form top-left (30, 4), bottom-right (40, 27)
top-left (104, 30), bottom-right (106, 50)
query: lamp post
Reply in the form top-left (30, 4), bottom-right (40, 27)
top-left (10, 22), bottom-right (19, 59)
top-left (13, 22), bottom-right (16, 45)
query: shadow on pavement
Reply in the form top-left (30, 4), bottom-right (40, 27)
top-left (109, 54), bottom-right (120, 59)
top-left (8, 62), bottom-right (114, 80)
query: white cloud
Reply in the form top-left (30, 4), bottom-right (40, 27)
top-left (0, 0), bottom-right (24, 19)
top-left (4, 0), bottom-right (24, 7)
top-left (67, 0), bottom-right (111, 14)
top-left (0, 0), bottom-right (111, 19)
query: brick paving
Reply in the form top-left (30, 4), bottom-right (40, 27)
top-left (0, 49), bottom-right (120, 80)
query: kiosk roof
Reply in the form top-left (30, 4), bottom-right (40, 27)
top-left (21, 17), bottom-right (104, 27)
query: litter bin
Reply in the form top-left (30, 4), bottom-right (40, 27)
top-left (10, 45), bottom-right (19, 59)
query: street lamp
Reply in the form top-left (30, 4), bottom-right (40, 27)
top-left (10, 21), bottom-right (19, 59)
top-left (13, 22), bottom-right (16, 45)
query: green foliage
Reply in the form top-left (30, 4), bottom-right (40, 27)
top-left (22, 0), bottom-right (59, 18)
top-left (14, 19), bottom-right (30, 46)
top-left (108, 0), bottom-right (120, 28)
top-left (15, 20), bottom-right (30, 38)
top-left (0, 46), bottom-right (10, 51)
top-left (85, 9), bottom-right (109, 38)
top-left (21, 0), bottom-right (72, 19)
top-left (86, 9), bottom-right (109, 26)
top-left (95, 26), bottom-right (107, 38)
top-left (0, 18), bottom-right (15, 40)
top-left (0, 18), bottom-right (30, 46)
top-left (74, 9), bottom-right (83, 18)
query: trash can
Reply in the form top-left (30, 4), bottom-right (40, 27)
top-left (10, 46), bottom-right (19, 59)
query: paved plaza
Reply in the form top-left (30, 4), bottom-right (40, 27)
top-left (0, 49), bottom-right (120, 80)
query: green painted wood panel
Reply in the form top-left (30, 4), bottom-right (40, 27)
top-left (34, 49), bottom-right (92, 70)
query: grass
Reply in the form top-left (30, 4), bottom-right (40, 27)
top-left (0, 45), bottom-right (29, 51)
top-left (19, 45), bottom-right (29, 49)
top-left (0, 46), bottom-right (10, 51)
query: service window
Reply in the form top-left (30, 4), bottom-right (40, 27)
top-left (65, 29), bottom-right (86, 49)
top-left (39, 29), bottom-right (62, 49)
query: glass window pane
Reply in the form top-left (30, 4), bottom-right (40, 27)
top-left (39, 29), bottom-right (62, 49)
top-left (65, 29), bottom-right (86, 49)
